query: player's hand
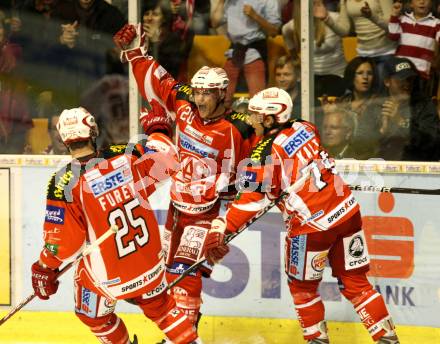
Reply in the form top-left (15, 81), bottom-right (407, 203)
top-left (243, 4), bottom-right (256, 19)
top-left (31, 261), bottom-right (59, 300)
top-left (139, 99), bottom-right (173, 137)
top-left (204, 218), bottom-right (230, 265)
top-left (113, 23), bottom-right (148, 63)
top-left (60, 21), bottom-right (79, 49)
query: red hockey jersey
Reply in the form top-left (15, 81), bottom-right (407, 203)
top-left (130, 57), bottom-right (255, 214)
top-left (40, 133), bottom-right (179, 300)
top-left (223, 120), bottom-right (360, 237)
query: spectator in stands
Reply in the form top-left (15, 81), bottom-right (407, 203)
top-left (388, 0), bottom-right (440, 93)
top-left (339, 56), bottom-right (382, 159)
top-left (211, 0), bottom-right (281, 107)
top-left (80, 74), bottom-right (129, 148)
top-left (50, 0), bottom-right (125, 107)
top-left (283, 0), bottom-right (346, 98)
top-left (379, 56), bottom-right (440, 161)
top-left (314, 0), bottom-right (396, 90)
top-left (9, 0), bottom-right (64, 119)
top-left (322, 107), bottom-right (357, 159)
top-left (142, 0), bottom-right (194, 82)
top-left (0, 18), bottom-right (32, 154)
top-left (274, 55), bottom-right (301, 119)
top-left (44, 114), bottom-right (69, 155)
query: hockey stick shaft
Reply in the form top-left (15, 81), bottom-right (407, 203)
top-left (349, 185), bottom-right (440, 195)
top-left (167, 169), bottom-right (312, 290)
top-left (0, 225), bottom-right (118, 326)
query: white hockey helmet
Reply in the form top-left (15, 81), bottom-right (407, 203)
top-left (57, 107), bottom-right (99, 144)
top-left (191, 66), bottom-right (229, 89)
top-left (248, 87), bottom-right (292, 124)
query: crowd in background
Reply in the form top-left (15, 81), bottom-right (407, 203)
top-left (0, 0), bottom-right (439, 161)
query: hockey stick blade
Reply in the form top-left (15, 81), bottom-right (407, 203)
top-left (349, 185), bottom-right (440, 195)
top-left (0, 225), bottom-right (118, 326)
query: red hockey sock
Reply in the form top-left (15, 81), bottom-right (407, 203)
top-left (77, 313), bottom-right (129, 344)
top-left (289, 280), bottom-right (326, 340)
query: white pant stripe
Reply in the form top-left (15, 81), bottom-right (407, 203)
top-left (295, 296), bottom-right (322, 309)
top-left (355, 292), bottom-right (381, 312)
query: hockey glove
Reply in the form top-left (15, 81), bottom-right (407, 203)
top-left (140, 99), bottom-right (173, 138)
top-left (113, 23), bottom-right (148, 63)
top-left (31, 261), bottom-right (59, 300)
top-left (204, 218), bottom-right (230, 265)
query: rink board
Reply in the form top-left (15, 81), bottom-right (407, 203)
top-left (0, 311), bottom-right (439, 344)
top-left (0, 157), bottom-right (440, 341)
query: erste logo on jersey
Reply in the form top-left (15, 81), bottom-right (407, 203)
top-left (282, 127), bottom-right (315, 157)
top-left (179, 132), bottom-right (219, 158)
top-left (89, 167), bottom-right (133, 197)
top-left (45, 205), bottom-right (65, 224)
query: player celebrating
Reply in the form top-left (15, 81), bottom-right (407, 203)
top-left (31, 106), bottom-right (202, 344)
top-left (204, 88), bottom-right (400, 344)
top-left (113, 24), bottom-right (256, 331)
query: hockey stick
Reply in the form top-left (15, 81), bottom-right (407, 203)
top-left (349, 185), bottom-right (440, 195)
top-left (0, 225), bottom-right (119, 326)
top-left (167, 168), bottom-right (313, 290)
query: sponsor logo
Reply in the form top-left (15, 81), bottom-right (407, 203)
top-left (177, 84), bottom-right (192, 95)
top-left (142, 281), bottom-right (167, 298)
top-left (230, 112), bottom-right (248, 121)
top-left (48, 170), bottom-right (74, 200)
top-left (311, 251), bottom-right (327, 272)
top-left (167, 263), bottom-right (197, 276)
top-left (326, 196), bottom-right (356, 224)
top-left (109, 145), bottom-right (127, 153)
top-left (185, 126), bottom-right (213, 145)
top-left (119, 263), bottom-right (164, 293)
top-left (45, 205), bottom-right (65, 224)
top-left (84, 169), bottom-right (102, 182)
top-left (89, 167), bottom-right (132, 197)
top-left (111, 156), bottom-right (128, 169)
top-left (79, 288), bottom-right (97, 317)
top-left (289, 235), bottom-right (307, 279)
top-left (100, 277), bottom-right (121, 286)
top-left (239, 170), bottom-right (257, 187)
top-left (349, 235), bottom-right (364, 258)
top-left (44, 243), bottom-right (59, 255)
top-left (251, 137), bottom-right (273, 161)
top-left (103, 298), bottom-right (116, 309)
top-left (172, 201), bottom-right (214, 214)
top-left (300, 210), bottom-right (324, 225)
top-left (179, 132), bottom-right (219, 158)
top-left (282, 127), bottom-right (315, 157)
top-left (154, 65), bottom-right (168, 79)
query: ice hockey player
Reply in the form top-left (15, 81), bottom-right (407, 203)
top-left (204, 87), bottom-right (400, 344)
top-left (113, 23), bottom-right (257, 336)
top-left (31, 105), bottom-right (203, 344)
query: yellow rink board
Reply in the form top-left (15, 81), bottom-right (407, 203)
top-left (0, 311), bottom-right (439, 343)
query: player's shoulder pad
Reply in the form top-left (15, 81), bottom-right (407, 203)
top-left (173, 82), bottom-right (193, 101)
top-left (102, 144), bottom-right (143, 159)
top-left (225, 110), bottom-right (254, 139)
top-left (46, 162), bottom-right (81, 202)
top-left (249, 133), bottom-right (278, 163)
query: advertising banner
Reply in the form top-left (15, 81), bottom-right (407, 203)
top-left (13, 166), bottom-right (440, 327)
top-left (0, 168), bottom-right (10, 305)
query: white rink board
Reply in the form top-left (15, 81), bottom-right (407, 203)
top-left (5, 163), bottom-right (440, 328)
